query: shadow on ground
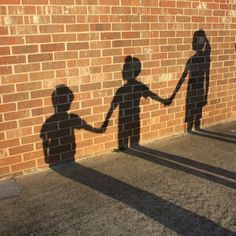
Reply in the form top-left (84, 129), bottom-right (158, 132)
top-left (53, 160), bottom-right (234, 235)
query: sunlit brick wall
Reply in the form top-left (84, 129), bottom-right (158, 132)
top-left (0, 0), bottom-right (235, 177)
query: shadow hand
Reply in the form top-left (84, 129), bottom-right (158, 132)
top-left (94, 127), bottom-right (105, 133)
top-left (163, 99), bottom-right (172, 106)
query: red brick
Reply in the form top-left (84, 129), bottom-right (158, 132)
top-left (28, 53), bottom-right (53, 63)
top-left (80, 50), bottom-right (101, 58)
top-left (22, 0), bottom-right (48, 4)
top-left (6, 127), bottom-right (32, 139)
top-left (0, 46), bottom-right (10, 56)
top-left (112, 23), bottom-right (131, 31)
top-left (0, 66), bottom-right (12, 75)
top-left (9, 144), bottom-right (34, 156)
top-left (21, 132), bottom-right (39, 144)
top-left (12, 45), bottom-right (38, 55)
top-left (0, 84), bottom-right (15, 94)
top-left (29, 71), bottom-right (54, 81)
top-left (112, 40), bottom-right (131, 48)
top-left (0, 0), bottom-right (20, 4)
top-left (66, 24), bottom-right (89, 32)
top-left (42, 61), bottom-right (66, 70)
top-left (121, 0), bottom-right (140, 5)
top-left (52, 15), bottom-right (76, 23)
top-left (0, 6), bottom-right (6, 14)
top-left (19, 117), bottom-right (43, 128)
top-left (10, 26), bottom-right (37, 35)
top-left (0, 139), bottom-right (19, 149)
top-left (67, 42), bottom-right (89, 51)
top-left (0, 121), bottom-right (17, 132)
top-left (100, 0), bottom-right (119, 4)
top-left (3, 92), bottom-right (29, 103)
top-left (0, 26), bottom-right (8, 35)
top-left (0, 156), bottom-right (22, 166)
top-left (41, 43), bottom-right (65, 52)
top-left (23, 150), bottom-right (43, 161)
top-left (0, 55), bottom-right (26, 65)
top-left (52, 34), bottom-right (76, 42)
top-left (0, 103), bottom-right (16, 113)
top-left (31, 106), bottom-right (53, 116)
top-left (17, 99), bottom-right (43, 110)
top-left (1, 74), bottom-right (28, 84)
top-left (0, 166), bottom-right (10, 176)
top-left (80, 82), bottom-right (101, 92)
top-left (159, 0), bottom-right (176, 7)
top-left (90, 23), bottom-right (111, 31)
top-left (4, 110), bottom-right (30, 121)
top-left (11, 160), bottom-right (36, 173)
top-left (177, 1), bottom-right (191, 8)
top-left (14, 63), bottom-right (40, 73)
top-left (39, 25), bottom-right (64, 33)
top-left (54, 51), bottom-right (78, 60)
top-left (26, 35), bottom-right (51, 44)
top-left (16, 81), bottom-right (42, 92)
top-left (0, 36), bottom-right (24, 46)
top-left (50, 0), bottom-right (74, 4)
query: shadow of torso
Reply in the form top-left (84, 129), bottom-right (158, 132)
top-left (41, 112), bottom-right (83, 165)
top-left (114, 80), bottom-right (150, 147)
top-left (185, 51), bottom-right (210, 122)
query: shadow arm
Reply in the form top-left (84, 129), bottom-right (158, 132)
top-left (147, 91), bottom-right (166, 104)
top-left (40, 132), bottom-right (50, 163)
top-left (204, 37), bottom-right (211, 103)
top-left (101, 102), bottom-right (118, 130)
top-left (169, 62), bottom-right (189, 102)
top-left (81, 120), bottom-right (102, 133)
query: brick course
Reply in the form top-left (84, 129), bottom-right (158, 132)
top-left (0, 0), bottom-right (235, 177)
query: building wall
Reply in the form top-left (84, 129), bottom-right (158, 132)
top-left (0, 0), bottom-right (236, 177)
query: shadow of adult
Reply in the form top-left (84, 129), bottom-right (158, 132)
top-left (40, 84), bottom-right (101, 166)
top-left (102, 55), bottom-right (167, 149)
top-left (169, 29), bottom-right (211, 132)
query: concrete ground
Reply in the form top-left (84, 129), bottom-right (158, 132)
top-left (0, 121), bottom-right (236, 235)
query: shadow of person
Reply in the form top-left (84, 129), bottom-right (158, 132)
top-left (123, 145), bottom-right (236, 189)
top-left (102, 55), bottom-right (167, 149)
top-left (190, 129), bottom-right (236, 144)
top-left (51, 161), bottom-right (233, 235)
top-left (39, 87), bottom-right (233, 235)
top-left (40, 84), bottom-right (101, 167)
top-left (169, 29), bottom-right (211, 132)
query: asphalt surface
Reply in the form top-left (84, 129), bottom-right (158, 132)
top-left (0, 121), bottom-right (236, 235)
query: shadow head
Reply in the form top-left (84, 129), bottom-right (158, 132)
top-left (192, 29), bottom-right (207, 52)
top-left (122, 55), bottom-right (141, 81)
top-left (51, 84), bottom-right (74, 113)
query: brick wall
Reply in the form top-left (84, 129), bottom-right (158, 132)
top-left (0, 0), bottom-right (235, 177)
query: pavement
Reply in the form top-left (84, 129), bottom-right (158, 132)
top-left (0, 121), bottom-right (236, 235)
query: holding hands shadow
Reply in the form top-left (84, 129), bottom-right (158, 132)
top-left (167, 29), bottom-right (211, 131)
top-left (40, 85), bottom-right (102, 166)
top-left (101, 55), bottom-right (171, 148)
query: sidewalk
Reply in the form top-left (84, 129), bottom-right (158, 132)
top-left (0, 121), bottom-right (235, 235)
